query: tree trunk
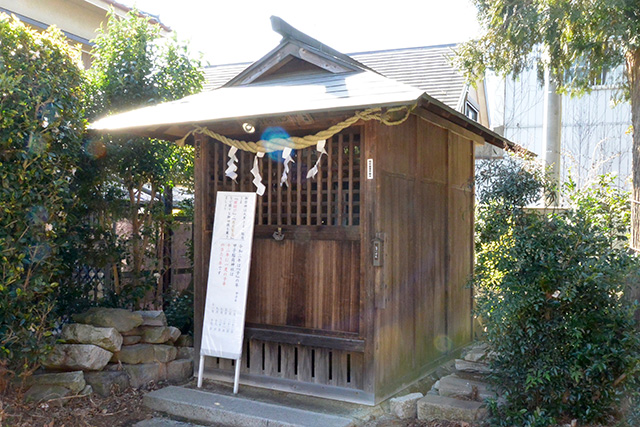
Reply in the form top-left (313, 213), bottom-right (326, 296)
top-left (629, 49), bottom-right (640, 251)
top-left (161, 185), bottom-right (173, 309)
top-left (627, 48), bottom-right (640, 324)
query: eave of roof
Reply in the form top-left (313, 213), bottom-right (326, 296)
top-left (91, 70), bottom-right (424, 131)
top-left (90, 69), bottom-right (520, 153)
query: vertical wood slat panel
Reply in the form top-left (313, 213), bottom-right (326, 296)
top-left (267, 157), bottom-right (272, 225)
top-left (277, 161), bottom-right (283, 225)
top-left (286, 163), bottom-right (292, 225)
top-left (348, 134), bottom-right (354, 226)
top-left (316, 148), bottom-right (323, 225)
top-left (306, 147), bottom-right (312, 225)
top-left (298, 346), bottom-right (313, 382)
top-left (249, 339), bottom-right (263, 375)
top-left (265, 341), bottom-right (280, 377)
top-left (327, 137), bottom-right (333, 226)
top-left (257, 154), bottom-right (264, 225)
top-left (337, 134), bottom-right (344, 226)
top-left (314, 348), bottom-right (330, 384)
top-left (296, 151), bottom-right (302, 225)
top-left (281, 343), bottom-right (297, 380)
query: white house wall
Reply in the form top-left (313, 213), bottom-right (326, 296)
top-left (503, 68), bottom-right (632, 189)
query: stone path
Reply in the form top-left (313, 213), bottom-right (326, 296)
top-left (390, 342), bottom-right (493, 425)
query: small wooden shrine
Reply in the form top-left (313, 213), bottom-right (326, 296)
top-left (92, 17), bottom-right (515, 405)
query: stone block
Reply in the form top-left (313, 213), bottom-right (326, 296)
top-left (111, 344), bottom-right (155, 364)
top-left (61, 323), bottom-right (123, 352)
top-left (166, 359), bottom-right (193, 383)
top-left (84, 370), bottom-right (130, 397)
top-left (154, 345), bottom-right (178, 363)
top-left (124, 363), bottom-right (163, 388)
top-left (44, 344), bottom-right (113, 371)
top-left (389, 392), bottom-right (423, 419)
top-left (174, 335), bottom-right (193, 347)
top-left (73, 307), bottom-right (143, 333)
top-left (123, 335), bottom-right (142, 345)
top-left (417, 394), bottom-right (486, 423)
top-left (141, 326), bottom-right (173, 344)
top-left (168, 326), bottom-right (181, 343)
top-left (27, 371), bottom-right (86, 393)
top-left (135, 310), bottom-right (167, 327)
top-left (24, 385), bottom-right (71, 402)
top-left (438, 374), bottom-right (495, 401)
top-left (121, 327), bottom-right (143, 336)
top-left (176, 347), bottom-right (195, 361)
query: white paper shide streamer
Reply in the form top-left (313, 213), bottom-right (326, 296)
top-left (280, 147), bottom-right (294, 187)
top-left (225, 146), bottom-right (238, 181)
top-left (251, 152), bottom-right (266, 196)
top-left (306, 140), bottom-right (327, 179)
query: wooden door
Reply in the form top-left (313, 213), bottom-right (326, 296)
top-left (206, 130), bottom-right (364, 334)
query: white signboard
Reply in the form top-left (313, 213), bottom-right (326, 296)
top-left (199, 191), bottom-right (256, 392)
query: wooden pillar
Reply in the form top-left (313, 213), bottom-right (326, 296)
top-left (193, 134), bottom-right (209, 358)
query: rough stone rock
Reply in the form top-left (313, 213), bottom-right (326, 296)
top-left (121, 327), bottom-right (143, 336)
top-left (154, 345), bottom-right (178, 363)
top-left (27, 371), bottom-right (86, 394)
top-left (61, 323), bottom-right (123, 352)
top-left (135, 310), bottom-right (167, 327)
top-left (455, 359), bottom-right (492, 374)
top-left (80, 384), bottom-right (93, 396)
top-left (438, 374), bottom-right (495, 401)
top-left (389, 392), bottom-right (423, 419)
top-left (123, 335), bottom-right (142, 345)
top-left (176, 347), bottom-right (195, 361)
top-left (141, 326), bottom-right (173, 344)
top-left (168, 326), bottom-right (181, 343)
top-left (123, 363), bottom-right (164, 388)
top-left (417, 394), bottom-right (486, 423)
top-left (24, 385), bottom-right (71, 402)
top-left (111, 344), bottom-right (155, 364)
top-left (44, 344), bottom-right (113, 371)
top-left (174, 335), bottom-right (193, 347)
top-left (463, 343), bottom-right (489, 363)
top-left (84, 371), bottom-right (130, 397)
top-left (73, 308), bottom-right (143, 332)
top-left (166, 359), bottom-right (193, 383)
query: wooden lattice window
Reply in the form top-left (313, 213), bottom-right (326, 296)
top-left (210, 130), bottom-right (361, 227)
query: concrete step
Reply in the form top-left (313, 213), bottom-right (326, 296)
top-left (438, 374), bottom-right (495, 401)
top-left (144, 385), bottom-right (355, 427)
top-left (134, 418), bottom-right (204, 427)
top-left (417, 394), bottom-right (487, 423)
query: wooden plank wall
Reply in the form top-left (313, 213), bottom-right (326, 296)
top-left (446, 132), bottom-right (474, 349)
top-left (369, 114), bottom-right (474, 400)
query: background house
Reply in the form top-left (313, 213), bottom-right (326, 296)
top-left (499, 67), bottom-right (631, 189)
top-left (0, 0), bottom-right (169, 68)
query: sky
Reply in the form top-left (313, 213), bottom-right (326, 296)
top-left (119, 0), bottom-right (482, 65)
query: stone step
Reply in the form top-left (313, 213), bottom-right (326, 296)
top-left (455, 358), bottom-right (492, 374)
top-left (438, 374), bottom-right (495, 401)
top-left (144, 386), bottom-right (355, 427)
top-left (417, 394), bottom-right (487, 423)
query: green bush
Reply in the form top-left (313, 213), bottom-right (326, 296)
top-left (0, 15), bottom-right (85, 381)
top-left (474, 158), bottom-right (640, 426)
